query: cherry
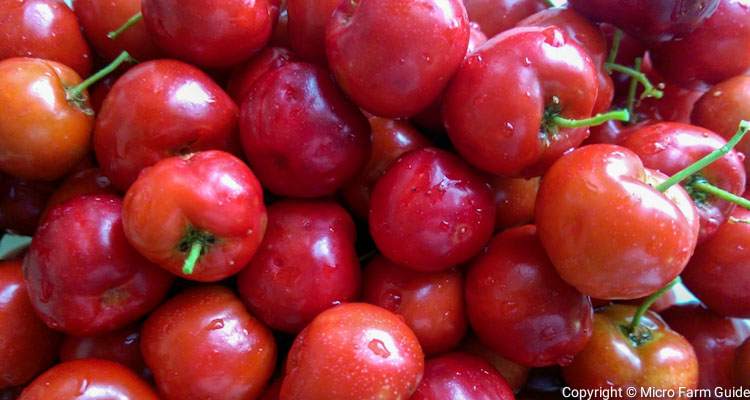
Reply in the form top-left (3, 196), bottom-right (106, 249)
top-left (734, 337), bottom-right (750, 386)
top-left (362, 256), bottom-right (466, 354)
top-left (466, 225), bottom-right (593, 367)
top-left (43, 168), bottom-right (117, 219)
top-left (0, 0), bottom-right (92, 77)
top-left (287, 0), bottom-right (339, 63)
top-left (226, 47), bottom-right (297, 104)
top-left (18, 359), bottom-right (158, 400)
top-left (462, 336), bottom-right (531, 393)
top-left (260, 380), bottom-right (282, 400)
top-left (237, 200), bottom-right (360, 333)
top-left (59, 324), bottom-right (149, 379)
top-left (270, 0), bottom-right (290, 47)
top-left (122, 151), bottom-right (267, 281)
top-left (94, 59), bottom-right (239, 192)
top-left (280, 303), bottom-right (424, 399)
top-left (326, 0), bottom-right (470, 118)
top-left (411, 352), bottom-right (516, 400)
top-left (341, 116), bottom-right (431, 219)
top-left (682, 208), bottom-right (750, 318)
top-left (369, 148), bottom-right (495, 272)
top-left (463, 0), bottom-right (546, 37)
top-left (619, 122), bottom-right (746, 242)
top-left (650, 0), bottom-right (750, 89)
top-left (563, 305), bottom-right (698, 397)
top-left (0, 260), bottom-right (61, 390)
top-left (239, 62), bottom-right (370, 198)
top-left (142, 286), bottom-right (276, 400)
top-left (536, 144), bottom-right (699, 299)
top-left (491, 176), bottom-right (540, 231)
top-left (24, 195), bottom-right (173, 335)
top-left (0, 175), bottom-right (55, 236)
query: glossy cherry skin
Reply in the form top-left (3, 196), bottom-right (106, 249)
top-left (369, 148), bottom-right (495, 272)
top-left (24, 195), bottom-right (173, 335)
top-left (141, 286), bottom-right (276, 400)
top-left (94, 60), bottom-right (239, 192)
top-left (443, 26), bottom-right (599, 177)
top-left (620, 122), bottom-right (746, 242)
top-left (18, 359), bottom-right (158, 400)
top-left (60, 324), bottom-right (149, 379)
top-left (662, 304), bottom-right (750, 396)
top-left (341, 117), bottom-right (431, 219)
top-left (270, 0), bottom-right (290, 46)
top-left (0, 58), bottom-right (92, 181)
top-left (287, 0), bottom-right (339, 63)
top-left (491, 176), bottom-right (539, 231)
top-left (466, 225), bottom-right (593, 367)
top-left (237, 200), bottom-right (360, 333)
top-left (226, 47), bottom-right (297, 103)
top-left (411, 352), bottom-right (515, 400)
top-left (280, 303), bottom-right (424, 400)
top-left (0, 175), bottom-right (54, 236)
top-left (240, 62), bottom-right (370, 198)
top-left (123, 151), bottom-right (267, 281)
top-left (682, 208), bottom-right (750, 318)
top-left (462, 336), bottom-right (530, 393)
top-left (563, 305), bottom-right (698, 397)
top-left (463, 0), bottom-right (546, 37)
top-left (568, 0), bottom-right (719, 44)
top-left (362, 256), bottom-right (466, 354)
top-left (0, 260), bottom-right (61, 389)
top-left (142, 0), bottom-right (272, 68)
top-left (734, 338), bottom-right (750, 386)
top-left (651, 0), bottom-right (750, 89)
top-left (43, 168), bottom-right (117, 219)
top-left (326, 0), bottom-right (469, 118)
top-left (537, 145), bottom-right (700, 300)
top-left (73, 0), bottom-right (161, 61)
top-left (0, 0), bottom-right (92, 77)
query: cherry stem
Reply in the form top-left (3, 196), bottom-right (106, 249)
top-left (627, 277), bottom-right (681, 334)
top-left (625, 57), bottom-right (642, 123)
top-left (606, 62), bottom-right (664, 100)
top-left (66, 51), bottom-right (135, 101)
top-left (544, 0), bottom-right (556, 7)
top-left (606, 29), bottom-right (623, 65)
top-left (551, 109), bottom-right (630, 129)
top-left (182, 241), bottom-right (202, 275)
top-left (108, 12), bottom-right (143, 40)
top-left (656, 120), bottom-right (750, 192)
top-left (692, 179), bottom-right (750, 210)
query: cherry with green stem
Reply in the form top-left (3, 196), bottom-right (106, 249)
top-left (108, 13), bottom-right (143, 40)
top-left (66, 51), bottom-right (136, 114)
top-left (624, 277), bottom-right (681, 344)
top-left (543, 96), bottom-right (629, 138)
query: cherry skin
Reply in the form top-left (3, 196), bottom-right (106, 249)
top-left (362, 256), bottom-right (466, 355)
top-left (682, 208), bottom-right (750, 318)
top-left (141, 286), bottom-right (276, 400)
top-left (463, 0), bottom-right (546, 37)
top-left (18, 359), bottom-right (158, 400)
top-left (491, 176), bottom-right (539, 231)
top-left (411, 352), bottom-right (516, 400)
top-left (619, 122), bottom-right (746, 242)
top-left (260, 380), bottom-right (282, 400)
top-left (326, 0), bottom-right (470, 118)
top-left (0, 0), bottom-right (92, 77)
top-left (0, 175), bottom-right (54, 236)
top-left (73, 0), bottom-right (161, 62)
top-left (0, 260), bottom-right (61, 390)
top-left (568, 0), bottom-right (719, 44)
top-left (94, 60), bottom-right (239, 192)
top-left (563, 305), bottom-right (698, 397)
top-left (122, 151), bottom-right (267, 281)
top-left (239, 62), bottom-right (370, 198)
top-left (43, 168), bottom-right (117, 219)
top-left (142, 0), bottom-right (272, 68)
top-left (369, 148), bottom-right (495, 272)
top-left (237, 200), bottom-right (360, 333)
top-left (462, 336), bottom-right (530, 393)
top-left (662, 304), bottom-right (750, 396)
top-left (341, 116), bottom-right (431, 219)
top-left (287, 0), bottom-right (340, 63)
top-left (650, 0), bottom-right (750, 89)
top-left (280, 303), bottom-right (424, 400)
top-left (466, 225), bottom-right (593, 367)
top-left (24, 195), bottom-right (173, 335)
top-left (60, 324), bottom-right (149, 379)
top-left (734, 337), bottom-right (750, 386)
top-left (270, 0), bottom-right (290, 46)
top-left (536, 144), bottom-right (700, 300)
top-left (443, 26), bottom-right (599, 177)
top-left (226, 47), bottom-right (297, 104)
top-left (0, 58), bottom-right (92, 181)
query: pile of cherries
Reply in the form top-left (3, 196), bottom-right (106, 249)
top-left (2, 0), bottom-right (750, 398)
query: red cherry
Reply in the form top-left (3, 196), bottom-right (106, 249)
top-left (411, 352), bottom-right (516, 400)
top-left (43, 168), bottom-right (117, 220)
top-left (0, 175), bottom-right (55, 236)
top-left (226, 47), bottom-right (297, 104)
top-left (463, 0), bottom-right (546, 37)
top-left (287, 0), bottom-right (339, 63)
top-left (491, 176), bottom-right (539, 231)
top-left (462, 336), bottom-right (530, 393)
top-left (59, 324), bottom-right (149, 379)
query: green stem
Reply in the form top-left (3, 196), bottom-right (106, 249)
top-left (544, 0), bottom-right (556, 7)
top-left (625, 58), bottom-right (642, 123)
top-left (628, 277), bottom-right (681, 334)
top-left (692, 180), bottom-right (750, 210)
top-left (551, 109), bottom-right (630, 129)
top-left (66, 51), bottom-right (135, 104)
top-left (606, 62), bottom-right (664, 100)
top-left (107, 12), bottom-right (143, 40)
top-left (606, 29), bottom-right (623, 65)
top-left (182, 241), bottom-right (202, 275)
top-left (656, 121), bottom-right (750, 192)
